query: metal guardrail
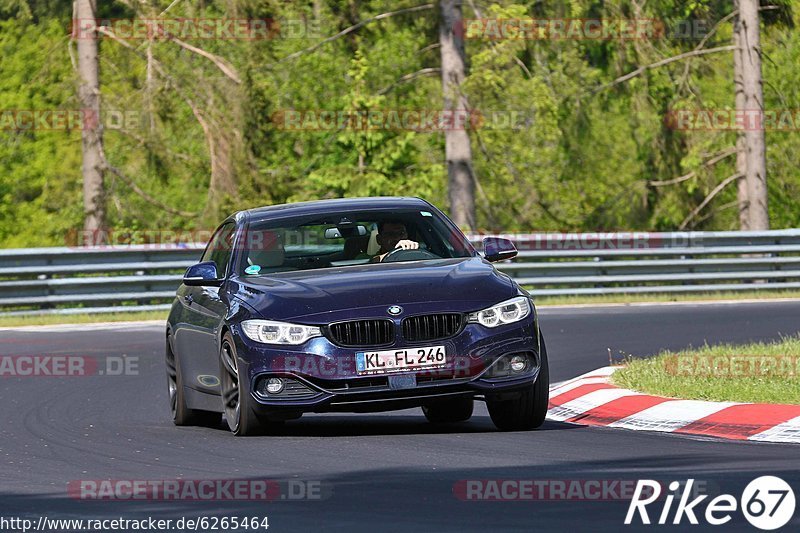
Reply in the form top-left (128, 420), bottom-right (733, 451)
top-left (1, 230), bottom-right (800, 316)
top-left (0, 246), bottom-right (202, 316)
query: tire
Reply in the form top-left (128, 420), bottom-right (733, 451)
top-left (422, 397), bottom-right (474, 423)
top-left (166, 335), bottom-right (220, 427)
top-left (219, 332), bottom-right (266, 436)
top-left (487, 332), bottom-right (550, 431)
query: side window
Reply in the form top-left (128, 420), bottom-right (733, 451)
top-left (201, 223), bottom-right (236, 278)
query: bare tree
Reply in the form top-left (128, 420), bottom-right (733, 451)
top-left (74, 0), bottom-right (106, 242)
top-left (439, 0), bottom-right (476, 230)
top-left (735, 0), bottom-right (769, 230)
top-left (733, 12), bottom-right (749, 230)
top-left (94, 0), bottom-right (244, 221)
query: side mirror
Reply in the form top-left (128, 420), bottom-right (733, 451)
top-left (183, 261), bottom-right (222, 287)
top-left (483, 237), bottom-right (517, 262)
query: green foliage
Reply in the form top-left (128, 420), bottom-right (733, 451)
top-left (1, 0), bottom-right (799, 247)
top-left (0, 18), bottom-right (82, 246)
top-left (289, 47), bottom-right (442, 202)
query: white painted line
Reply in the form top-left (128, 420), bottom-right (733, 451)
top-left (0, 320), bottom-right (165, 333)
top-left (537, 298), bottom-right (800, 311)
top-left (585, 366), bottom-right (619, 377)
top-left (608, 400), bottom-right (740, 433)
top-left (548, 388), bottom-right (639, 422)
top-left (549, 366), bottom-right (620, 394)
top-left (549, 377), bottom-right (610, 399)
top-left (748, 415), bottom-right (800, 443)
top-left (550, 366), bottom-right (620, 391)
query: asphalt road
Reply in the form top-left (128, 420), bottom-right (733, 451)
top-left (1, 301), bottom-right (799, 532)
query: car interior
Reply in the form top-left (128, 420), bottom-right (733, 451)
top-left (239, 212), bottom-right (469, 275)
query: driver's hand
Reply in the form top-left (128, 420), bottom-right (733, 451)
top-left (394, 239), bottom-right (419, 250)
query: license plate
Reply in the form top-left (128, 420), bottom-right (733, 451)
top-left (355, 345), bottom-right (447, 375)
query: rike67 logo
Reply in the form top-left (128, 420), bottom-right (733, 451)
top-left (626, 476), bottom-right (796, 530)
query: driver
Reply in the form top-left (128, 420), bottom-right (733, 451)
top-left (371, 220), bottom-right (419, 262)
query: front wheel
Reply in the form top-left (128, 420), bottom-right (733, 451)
top-left (219, 332), bottom-right (266, 436)
top-left (166, 335), bottom-right (220, 427)
top-left (487, 333), bottom-right (550, 431)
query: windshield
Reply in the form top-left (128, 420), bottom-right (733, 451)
top-left (237, 208), bottom-right (474, 275)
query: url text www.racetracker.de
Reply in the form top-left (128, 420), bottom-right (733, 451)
top-left (0, 516), bottom-right (270, 532)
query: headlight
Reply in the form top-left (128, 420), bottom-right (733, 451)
top-left (241, 320), bottom-right (321, 345)
top-left (468, 296), bottom-right (531, 328)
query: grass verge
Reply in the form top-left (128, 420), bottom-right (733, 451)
top-left (612, 336), bottom-right (800, 404)
top-left (533, 288), bottom-right (800, 306)
top-left (0, 310), bottom-right (167, 328)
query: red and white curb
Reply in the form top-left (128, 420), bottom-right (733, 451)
top-left (547, 366), bottom-right (800, 444)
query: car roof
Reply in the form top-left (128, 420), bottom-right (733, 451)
top-left (240, 197), bottom-right (433, 223)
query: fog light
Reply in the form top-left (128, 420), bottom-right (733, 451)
top-left (510, 355), bottom-right (527, 373)
top-left (266, 377), bottom-right (284, 394)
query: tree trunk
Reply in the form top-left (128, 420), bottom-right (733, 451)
top-left (736, 0), bottom-right (769, 230)
top-left (200, 92), bottom-right (241, 220)
top-left (75, 0), bottom-right (106, 243)
top-left (733, 11), bottom-right (749, 230)
top-left (439, 0), bottom-right (476, 230)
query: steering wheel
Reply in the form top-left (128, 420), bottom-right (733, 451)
top-left (381, 248), bottom-right (439, 263)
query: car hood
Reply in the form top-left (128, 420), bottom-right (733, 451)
top-left (231, 257), bottom-right (517, 323)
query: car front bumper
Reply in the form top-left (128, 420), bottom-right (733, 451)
top-left (231, 315), bottom-right (541, 416)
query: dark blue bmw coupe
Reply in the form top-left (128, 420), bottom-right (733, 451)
top-left (166, 197), bottom-right (549, 435)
